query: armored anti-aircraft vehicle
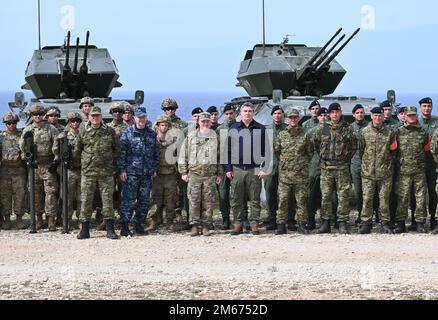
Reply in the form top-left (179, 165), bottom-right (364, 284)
top-left (8, 31), bottom-right (144, 127)
top-left (219, 28), bottom-right (397, 125)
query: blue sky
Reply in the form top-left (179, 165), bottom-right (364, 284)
top-left (1, 0), bottom-right (438, 95)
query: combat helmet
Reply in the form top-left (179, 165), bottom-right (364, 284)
top-left (109, 101), bottom-right (125, 114)
top-left (161, 98), bottom-right (178, 110)
top-left (2, 111), bottom-right (19, 123)
top-left (45, 106), bottom-right (61, 118)
top-left (28, 102), bottom-right (46, 115)
top-left (156, 115), bottom-right (171, 125)
top-left (124, 103), bottom-right (135, 114)
top-left (79, 97), bottom-right (95, 109)
top-left (67, 112), bottom-right (82, 123)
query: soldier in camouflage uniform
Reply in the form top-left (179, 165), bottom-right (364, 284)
top-left (359, 107), bottom-right (397, 234)
top-left (394, 106), bottom-right (429, 234)
top-left (45, 107), bottom-right (65, 133)
top-left (274, 108), bottom-right (313, 235)
top-left (264, 105), bottom-right (287, 230)
top-left (418, 97), bottom-right (438, 230)
top-left (20, 103), bottom-right (59, 231)
top-left (0, 112), bottom-right (27, 230)
top-left (179, 112), bottom-right (222, 236)
top-left (123, 103), bottom-right (135, 127)
top-left (148, 116), bottom-right (180, 231)
top-left (54, 112), bottom-right (83, 229)
top-left (79, 97), bottom-right (94, 123)
top-left (207, 106), bottom-right (220, 131)
top-left (350, 104), bottom-right (369, 224)
top-left (160, 99), bottom-right (189, 226)
top-left (118, 107), bottom-right (160, 237)
top-left (430, 126), bottom-right (438, 234)
top-left (302, 100), bottom-right (321, 229)
top-left (74, 106), bottom-right (121, 240)
top-left (313, 103), bottom-right (356, 234)
top-left (216, 104), bottom-right (236, 229)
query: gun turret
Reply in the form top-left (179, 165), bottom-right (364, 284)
top-left (80, 31), bottom-right (89, 80)
top-left (304, 28), bottom-right (343, 69)
top-left (23, 130), bottom-right (37, 234)
top-left (312, 34), bottom-right (346, 71)
top-left (73, 37), bottom-right (80, 75)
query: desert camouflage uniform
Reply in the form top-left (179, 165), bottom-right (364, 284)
top-left (359, 124), bottom-right (396, 224)
top-left (395, 123), bottom-right (429, 223)
top-left (0, 129), bottom-right (26, 218)
top-left (66, 130), bottom-right (81, 220)
top-left (20, 122), bottom-right (59, 220)
top-left (74, 122), bottom-right (120, 222)
top-left (178, 129), bottom-right (222, 226)
top-left (275, 126), bottom-right (313, 224)
top-left (314, 121), bottom-right (356, 223)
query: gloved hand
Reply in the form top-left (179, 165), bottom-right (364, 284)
top-left (48, 161), bottom-right (60, 174)
top-left (23, 131), bottom-right (34, 140)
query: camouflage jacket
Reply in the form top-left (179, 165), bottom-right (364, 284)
top-left (157, 132), bottom-right (179, 175)
top-left (67, 130), bottom-right (81, 170)
top-left (351, 120), bottom-right (369, 167)
top-left (313, 120), bottom-right (356, 169)
top-left (51, 122), bottom-right (65, 134)
top-left (182, 121), bottom-right (198, 137)
top-left (396, 123), bottom-right (429, 176)
top-left (74, 122), bottom-right (120, 177)
top-left (275, 126), bottom-right (313, 184)
top-left (383, 117), bottom-right (400, 131)
top-left (419, 116), bottom-right (438, 168)
top-left (0, 129), bottom-right (25, 168)
top-left (266, 121), bottom-right (288, 171)
top-left (118, 125), bottom-right (160, 176)
top-left (302, 117), bottom-right (319, 132)
top-left (360, 124), bottom-right (396, 180)
top-left (108, 121), bottom-right (129, 138)
top-left (178, 129), bottom-right (223, 177)
top-left (20, 122), bottom-right (59, 164)
top-left (169, 114), bottom-right (188, 130)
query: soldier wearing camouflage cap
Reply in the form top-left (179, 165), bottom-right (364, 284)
top-left (20, 103), bottom-right (60, 231)
top-left (394, 106), bottom-right (429, 234)
top-left (79, 97), bottom-right (94, 122)
top-left (178, 112), bottom-right (223, 236)
top-left (274, 108), bottom-right (313, 235)
top-left (0, 112), bottom-right (26, 230)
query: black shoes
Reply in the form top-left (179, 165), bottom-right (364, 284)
top-left (393, 221), bottom-right (406, 234)
top-left (317, 220), bottom-right (331, 234)
top-left (338, 222), bottom-right (350, 235)
top-left (381, 224), bottom-right (394, 234)
top-left (77, 221), bottom-right (90, 240)
top-left (120, 222), bottom-right (133, 237)
top-left (275, 224), bottom-right (287, 235)
top-left (359, 224), bottom-right (372, 234)
top-left (106, 220), bottom-right (119, 240)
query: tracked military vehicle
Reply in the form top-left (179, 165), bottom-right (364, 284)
top-left (220, 28), bottom-right (395, 125)
top-left (8, 31), bottom-right (144, 127)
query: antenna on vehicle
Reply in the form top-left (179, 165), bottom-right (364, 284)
top-left (262, 0), bottom-right (266, 57)
top-left (38, 0), bottom-right (42, 59)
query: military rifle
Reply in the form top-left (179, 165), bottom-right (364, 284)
top-left (23, 131), bottom-right (38, 234)
top-left (58, 133), bottom-right (72, 234)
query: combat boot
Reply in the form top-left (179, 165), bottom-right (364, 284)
top-left (77, 222), bottom-right (90, 240)
top-left (0, 215), bottom-right (4, 228)
top-left (265, 221), bottom-right (277, 231)
top-left (359, 224), bottom-right (372, 234)
top-left (407, 219), bottom-right (417, 232)
top-left (231, 225), bottom-right (242, 236)
top-left (190, 224), bottom-right (199, 237)
top-left (393, 221), bottom-right (406, 234)
top-left (48, 216), bottom-right (57, 232)
top-left (2, 215), bottom-right (12, 230)
top-left (275, 224), bottom-right (287, 235)
top-left (381, 224), bottom-right (394, 234)
top-left (202, 225), bottom-right (210, 236)
top-left (430, 218), bottom-right (437, 230)
top-left (297, 222), bottom-right (309, 235)
top-left (134, 222), bottom-right (147, 236)
top-left (317, 220), bottom-right (331, 234)
top-left (15, 216), bottom-right (26, 230)
top-left (106, 220), bottom-right (119, 240)
top-left (36, 214), bottom-right (44, 230)
top-left (307, 217), bottom-right (316, 230)
top-left (250, 225), bottom-right (260, 235)
top-left (338, 222), bottom-right (350, 235)
top-left (432, 226), bottom-right (438, 235)
top-left (222, 217), bottom-right (231, 230)
top-left (287, 220), bottom-right (297, 232)
top-left (96, 220), bottom-right (106, 231)
top-left (416, 223), bottom-right (427, 234)
top-left (120, 222), bottom-right (133, 237)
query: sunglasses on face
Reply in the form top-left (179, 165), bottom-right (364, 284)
top-left (164, 108), bottom-right (176, 111)
top-left (70, 119), bottom-right (82, 124)
top-left (112, 109), bottom-right (124, 114)
top-left (48, 114), bottom-right (60, 118)
top-left (32, 113), bottom-right (44, 117)
top-left (5, 122), bottom-right (17, 125)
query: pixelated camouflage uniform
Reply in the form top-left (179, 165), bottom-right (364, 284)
top-left (0, 129), bottom-right (26, 218)
top-left (178, 129), bottom-right (222, 226)
top-left (275, 126), bottom-right (313, 224)
top-left (20, 122), bottom-right (59, 220)
top-left (359, 124), bottom-right (396, 224)
top-left (313, 120), bottom-right (356, 223)
top-left (74, 122), bottom-right (120, 222)
top-left (66, 130), bottom-right (81, 220)
top-left (395, 123), bottom-right (429, 223)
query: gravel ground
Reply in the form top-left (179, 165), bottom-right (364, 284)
top-left (1, 218), bottom-right (438, 300)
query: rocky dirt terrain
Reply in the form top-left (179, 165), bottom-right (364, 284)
top-left (1, 218), bottom-right (438, 300)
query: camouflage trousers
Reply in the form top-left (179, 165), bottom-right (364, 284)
top-left (0, 166), bottom-right (27, 217)
top-left (351, 162), bottom-right (363, 214)
top-left (425, 166), bottom-right (437, 220)
top-left (218, 173), bottom-right (231, 219)
top-left (33, 164), bottom-right (59, 218)
top-left (120, 175), bottom-right (152, 224)
top-left (320, 166), bottom-right (352, 223)
top-left (187, 174), bottom-right (217, 226)
top-left (361, 178), bottom-right (391, 224)
top-left (231, 167), bottom-right (261, 227)
top-left (148, 174), bottom-right (177, 224)
top-left (307, 153), bottom-right (321, 219)
top-left (67, 169), bottom-right (81, 219)
top-left (80, 175), bottom-right (114, 222)
top-left (396, 173), bottom-right (427, 223)
top-left (264, 170), bottom-right (279, 224)
top-left (277, 181), bottom-right (308, 224)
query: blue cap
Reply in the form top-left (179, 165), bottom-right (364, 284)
top-left (135, 106), bottom-right (147, 117)
top-left (419, 97), bottom-right (433, 105)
